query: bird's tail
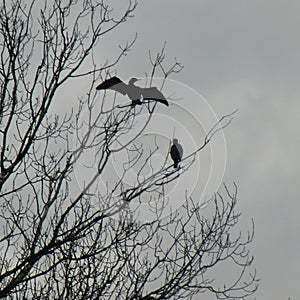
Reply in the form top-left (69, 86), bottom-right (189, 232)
top-left (174, 160), bottom-right (179, 168)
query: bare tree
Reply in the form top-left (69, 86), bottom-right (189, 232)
top-left (0, 1), bottom-right (258, 299)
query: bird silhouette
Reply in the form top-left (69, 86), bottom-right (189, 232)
top-left (96, 76), bottom-right (169, 106)
top-left (170, 138), bottom-right (183, 168)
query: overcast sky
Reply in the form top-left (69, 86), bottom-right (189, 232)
top-left (97, 0), bottom-right (300, 299)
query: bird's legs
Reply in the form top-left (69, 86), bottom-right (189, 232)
top-left (131, 99), bottom-right (143, 106)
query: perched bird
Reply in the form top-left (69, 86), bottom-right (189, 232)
top-left (96, 76), bottom-right (169, 106)
top-left (170, 138), bottom-right (183, 168)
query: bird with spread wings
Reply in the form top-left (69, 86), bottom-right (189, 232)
top-left (96, 77), bottom-right (169, 106)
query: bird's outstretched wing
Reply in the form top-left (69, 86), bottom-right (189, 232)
top-left (142, 87), bottom-right (169, 106)
top-left (96, 76), bottom-right (127, 95)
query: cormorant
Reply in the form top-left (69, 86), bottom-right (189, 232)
top-left (96, 76), bottom-right (169, 106)
top-left (170, 138), bottom-right (183, 168)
